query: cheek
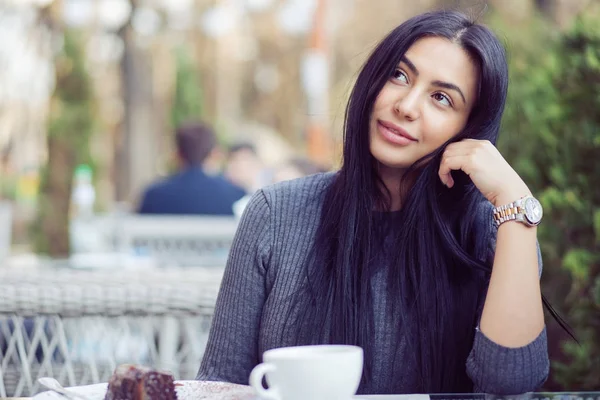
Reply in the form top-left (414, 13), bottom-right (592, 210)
top-left (422, 114), bottom-right (466, 146)
top-left (369, 97), bottom-right (387, 132)
top-left (373, 87), bottom-right (397, 113)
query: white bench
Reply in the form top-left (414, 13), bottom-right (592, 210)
top-left (70, 214), bottom-right (240, 267)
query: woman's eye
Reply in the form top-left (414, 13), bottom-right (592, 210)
top-left (433, 92), bottom-right (452, 107)
top-left (392, 69), bottom-right (408, 84)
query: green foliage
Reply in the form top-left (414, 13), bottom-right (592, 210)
top-left (34, 30), bottom-right (96, 256)
top-left (594, 209), bottom-right (600, 241)
top-left (553, 336), bottom-right (600, 389)
top-left (494, 10), bottom-right (600, 390)
top-left (170, 47), bottom-right (204, 129)
top-left (0, 175), bottom-right (16, 201)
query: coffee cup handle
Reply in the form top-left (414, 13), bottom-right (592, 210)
top-left (249, 363), bottom-right (279, 400)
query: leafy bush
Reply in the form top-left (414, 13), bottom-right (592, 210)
top-left (496, 10), bottom-right (600, 390)
top-left (34, 30), bottom-right (96, 256)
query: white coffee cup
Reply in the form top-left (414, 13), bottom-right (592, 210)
top-left (249, 344), bottom-right (363, 400)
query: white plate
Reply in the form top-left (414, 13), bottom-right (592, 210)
top-left (34, 380), bottom-right (257, 400)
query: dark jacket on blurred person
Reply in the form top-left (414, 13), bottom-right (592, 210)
top-left (138, 122), bottom-right (246, 216)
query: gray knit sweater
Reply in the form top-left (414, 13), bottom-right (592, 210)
top-left (197, 172), bottom-right (549, 395)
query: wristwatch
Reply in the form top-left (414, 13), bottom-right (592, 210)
top-left (493, 195), bottom-right (543, 227)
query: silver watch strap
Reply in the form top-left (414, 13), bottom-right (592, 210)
top-left (493, 198), bottom-right (526, 227)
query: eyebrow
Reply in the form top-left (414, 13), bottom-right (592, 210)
top-left (432, 80), bottom-right (466, 105)
top-left (400, 56), bottom-right (467, 105)
top-left (400, 56), bottom-right (419, 76)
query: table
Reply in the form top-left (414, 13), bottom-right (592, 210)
top-left (14, 389), bottom-right (600, 400)
top-left (425, 394), bottom-right (600, 400)
top-left (361, 395), bottom-right (600, 400)
top-left (0, 263), bottom-right (225, 397)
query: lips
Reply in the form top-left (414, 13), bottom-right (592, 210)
top-left (378, 120), bottom-right (417, 141)
top-left (376, 120), bottom-right (417, 146)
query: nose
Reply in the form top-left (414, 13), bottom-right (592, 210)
top-left (394, 89), bottom-right (420, 121)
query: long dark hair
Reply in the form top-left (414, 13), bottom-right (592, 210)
top-left (291, 10), bottom-right (570, 393)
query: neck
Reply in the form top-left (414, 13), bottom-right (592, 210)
top-left (376, 163), bottom-right (417, 211)
top-left (178, 160), bottom-right (204, 173)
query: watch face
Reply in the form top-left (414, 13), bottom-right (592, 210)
top-left (524, 197), bottom-right (543, 225)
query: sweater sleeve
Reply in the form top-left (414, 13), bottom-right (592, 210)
top-left (466, 219), bottom-right (550, 394)
top-left (196, 189), bottom-right (272, 384)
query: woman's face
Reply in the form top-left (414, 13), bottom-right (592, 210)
top-left (369, 36), bottom-right (479, 172)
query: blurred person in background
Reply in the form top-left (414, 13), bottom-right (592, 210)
top-left (272, 157), bottom-right (329, 184)
top-left (138, 122), bottom-right (245, 215)
top-left (224, 142), bottom-right (271, 194)
top-left (232, 156), bottom-right (327, 218)
top-left (202, 144), bottom-right (228, 178)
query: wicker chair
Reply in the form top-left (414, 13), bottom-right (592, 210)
top-left (0, 266), bottom-right (223, 397)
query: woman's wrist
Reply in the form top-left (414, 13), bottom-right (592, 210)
top-left (493, 184), bottom-right (532, 208)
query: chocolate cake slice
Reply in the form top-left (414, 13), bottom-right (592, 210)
top-left (105, 364), bottom-right (178, 400)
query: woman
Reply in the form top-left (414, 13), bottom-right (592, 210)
top-left (197, 10), bottom-right (552, 395)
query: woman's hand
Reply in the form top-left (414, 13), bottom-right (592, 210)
top-left (439, 139), bottom-right (531, 207)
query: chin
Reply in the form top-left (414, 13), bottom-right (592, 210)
top-left (377, 160), bottom-right (412, 172)
top-left (370, 148), bottom-right (415, 171)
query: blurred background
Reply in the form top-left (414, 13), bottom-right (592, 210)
top-left (0, 0), bottom-right (598, 395)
